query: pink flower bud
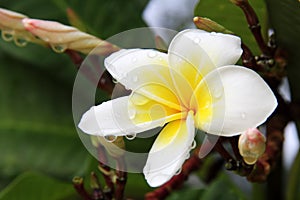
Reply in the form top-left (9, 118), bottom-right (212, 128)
top-left (238, 128), bottom-right (266, 165)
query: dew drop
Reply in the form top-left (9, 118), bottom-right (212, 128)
top-left (125, 133), bottom-right (136, 140)
top-left (185, 153), bottom-right (190, 160)
top-left (147, 51), bottom-right (157, 58)
top-left (14, 37), bottom-right (28, 47)
top-left (112, 78), bottom-right (118, 84)
top-left (211, 32), bottom-right (217, 36)
top-left (193, 37), bottom-right (201, 44)
top-left (104, 135), bottom-right (117, 143)
top-left (190, 140), bottom-right (197, 150)
top-left (43, 37), bottom-right (50, 42)
top-left (241, 112), bottom-right (246, 120)
top-left (1, 30), bottom-right (14, 42)
top-left (132, 57), bottom-right (137, 63)
top-left (132, 76), bottom-right (138, 83)
top-left (213, 87), bottom-right (223, 99)
top-left (50, 44), bottom-right (68, 53)
top-left (203, 123), bottom-right (210, 131)
top-left (175, 167), bottom-right (182, 175)
top-left (128, 109), bottom-right (136, 119)
top-left (177, 57), bottom-right (183, 63)
top-left (131, 93), bottom-right (149, 105)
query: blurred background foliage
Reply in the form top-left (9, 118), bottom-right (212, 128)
top-left (0, 0), bottom-right (299, 199)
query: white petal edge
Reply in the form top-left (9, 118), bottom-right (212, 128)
top-left (143, 111), bottom-right (195, 187)
top-left (169, 29), bottom-right (242, 69)
top-left (105, 49), bottom-right (168, 87)
top-left (78, 96), bottom-right (181, 136)
top-left (198, 65), bottom-right (277, 136)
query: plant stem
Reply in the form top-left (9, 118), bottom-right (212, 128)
top-left (73, 176), bottom-right (92, 200)
top-left (115, 157), bottom-right (127, 200)
top-left (97, 145), bottom-right (115, 199)
top-left (233, 0), bottom-right (271, 56)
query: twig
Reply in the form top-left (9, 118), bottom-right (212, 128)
top-left (115, 157), bottom-right (127, 200)
top-left (90, 172), bottom-right (105, 200)
top-left (73, 176), bottom-right (92, 200)
top-left (97, 145), bottom-right (115, 199)
top-left (232, 0), bottom-right (271, 56)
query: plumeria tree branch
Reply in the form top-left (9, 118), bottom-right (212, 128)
top-left (230, 0), bottom-right (272, 57)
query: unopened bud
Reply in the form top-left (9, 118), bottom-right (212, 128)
top-left (193, 17), bottom-right (233, 34)
top-left (238, 128), bottom-right (266, 165)
top-left (23, 18), bottom-right (119, 54)
top-left (91, 135), bottom-right (125, 158)
top-left (0, 8), bottom-right (44, 45)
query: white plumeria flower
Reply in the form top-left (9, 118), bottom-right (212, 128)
top-left (78, 29), bottom-right (277, 187)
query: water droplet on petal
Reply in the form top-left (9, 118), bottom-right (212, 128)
top-left (1, 30), bottom-right (14, 42)
top-left (213, 87), bottom-right (223, 99)
top-left (131, 93), bottom-right (149, 105)
top-left (147, 51), bottom-right (157, 58)
top-left (211, 32), bottom-right (217, 36)
top-left (50, 44), bottom-right (68, 53)
top-left (175, 167), bottom-right (182, 175)
top-left (125, 133), bottom-right (136, 140)
top-left (112, 78), bottom-right (118, 84)
top-left (185, 153), bottom-right (190, 160)
top-left (132, 76), bottom-right (138, 83)
top-left (241, 112), bottom-right (246, 119)
top-left (132, 57), bottom-right (137, 63)
top-left (203, 123), bottom-right (210, 131)
top-left (128, 109), bottom-right (136, 119)
top-left (193, 37), bottom-right (201, 44)
top-left (190, 140), bottom-right (197, 150)
top-left (177, 57), bottom-right (183, 63)
top-left (104, 135), bottom-right (117, 143)
top-left (14, 37), bottom-right (28, 47)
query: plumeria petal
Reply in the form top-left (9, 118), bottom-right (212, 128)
top-left (105, 49), bottom-right (185, 110)
top-left (193, 65), bottom-right (277, 136)
top-left (78, 96), bottom-right (183, 136)
top-left (105, 49), bottom-right (168, 83)
top-left (143, 111), bottom-right (195, 187)
top-left (172, 29), bottom-right (243, 67)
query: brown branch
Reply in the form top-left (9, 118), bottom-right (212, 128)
top-left (145, 149), bottom-right (203, 200)
top-left (232, 0), bottom-right (271, 56)
top-left (73, 176), bottom-right (92, 200)
top-left (115, 157), bottom-right (127, 200)
top-left (241, 43), bottom-right (259, 70)
top-left (97, 145), bottom-right (115, 199)
top-left (90, 172), bottom-right (105, 200)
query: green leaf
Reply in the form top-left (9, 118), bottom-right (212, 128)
top-left (166, 174), bottom-right (247, 200)
top-left (166, 188), bottom-right (204, 200)
top-left (265, 0), bottom-right (300, 102)
top-left (0, 54), bottom-right (89, 182)
top-left (0, 172), bottom-right (78, 200)
top-left (286, 150), bottom-right (300, 200)
top-left (52, 0), bottom-right (148, 38)
top-left (194, 0), bottom-right (267, 55)
top-left (201, 174), bottom-right (248, 200)
top-left (0, 0), bottom-right (76, 85)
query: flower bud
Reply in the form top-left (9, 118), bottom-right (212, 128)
top-left (193, 17), bottom-right (233, 34)
top-left (91, 136), bottom-right (125, 158)
top-left (238, 128), bottom-right (266, 165)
